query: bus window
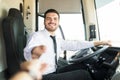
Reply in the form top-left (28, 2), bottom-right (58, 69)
top-left (95, 0), bottom-right (120, 47)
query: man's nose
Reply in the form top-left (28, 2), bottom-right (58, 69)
top-left (50, 18), bottom-right (55, 22)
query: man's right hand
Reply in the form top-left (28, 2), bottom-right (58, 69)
top-left (31, 45), bottom-right (46, 59)
top-left (20, 59), bottom-right (47, 80)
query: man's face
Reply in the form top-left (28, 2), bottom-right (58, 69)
top-left (44, 12), bottom-right (59, 32)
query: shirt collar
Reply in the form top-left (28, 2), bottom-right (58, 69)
top-left (44, 29), bottom-right (56, 37)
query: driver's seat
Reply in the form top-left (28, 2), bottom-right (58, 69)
top-left (2, 8), bottom-right (27, 77)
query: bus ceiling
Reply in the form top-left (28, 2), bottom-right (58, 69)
top-left (37, 0), bottom-right (82, 14)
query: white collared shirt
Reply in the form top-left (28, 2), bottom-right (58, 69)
top-left (24, 29), bottom-right (94, 74)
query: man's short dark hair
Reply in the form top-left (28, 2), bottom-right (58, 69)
top-left (44, 9), bottom-right (60, 19)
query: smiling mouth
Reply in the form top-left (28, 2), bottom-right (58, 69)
top-left (49, 23), bottom-right (55, 26)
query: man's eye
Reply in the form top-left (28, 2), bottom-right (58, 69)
top-left (46, 18), bottom-right (51, 20)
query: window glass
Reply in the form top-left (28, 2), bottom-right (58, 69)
top-left (95, 0), bottom-right (120, 47)
top-left (59, 14), bottom-right (85, 41)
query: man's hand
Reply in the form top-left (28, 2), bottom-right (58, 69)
top-left (20, 59), bottom-right (47, 80)
top-left (94, 40), bottom-right (112, 47)
top-left (31, 45), bottom-right (46, 59)
top-left (11, 59), bottom-right (47, 80)
top-left (10, 71), bottom-right (33, 80)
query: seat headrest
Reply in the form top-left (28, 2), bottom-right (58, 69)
top-left (8, 8), bottom-right (23, 19)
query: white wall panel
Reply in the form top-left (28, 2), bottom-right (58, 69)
top-left (23, 0), bottom-right (36, 34)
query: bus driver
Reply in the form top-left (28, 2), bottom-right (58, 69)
top-left (23, 9), bottom-right (111, 80)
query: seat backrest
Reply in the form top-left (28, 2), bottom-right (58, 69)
top-left (2, 8), bottom-right (27, 77)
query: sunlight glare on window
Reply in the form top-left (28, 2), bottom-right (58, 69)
top-left (96, 0), bottom-right (120, 47)
top-left (59, 14), bottom-right (85, 40)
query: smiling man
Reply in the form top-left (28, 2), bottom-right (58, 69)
top-left (24, 9), bottom-right (111, 80)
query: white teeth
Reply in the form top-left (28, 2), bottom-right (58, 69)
top-left (49, 24), bottom-right (54, 26)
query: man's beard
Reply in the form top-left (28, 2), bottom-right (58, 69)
top-left (45, 26), bottom-right (57, 32)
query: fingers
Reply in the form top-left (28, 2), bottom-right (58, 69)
top-left (101, 40), bottom-right (112, 47)
top-left (20, 59), bottom-right (40, 71)
top-left (94, 40), bottom-right (112, 47)
top-left (40, 63), bottom-right (48, 73)
top-left (10, 71), bottom-right (33, 80)
top-left (28, 60), bottom-right (47, 80)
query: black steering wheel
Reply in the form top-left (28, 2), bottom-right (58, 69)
top-left (68, 45), bottom-right (109, 63)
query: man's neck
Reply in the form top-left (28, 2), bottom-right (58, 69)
top-left (48, 31), bottom-right (55, 36)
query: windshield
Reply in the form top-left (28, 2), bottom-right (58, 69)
top-left (95, 0), bottom-right (120, 47)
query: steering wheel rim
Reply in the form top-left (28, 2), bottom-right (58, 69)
top-left (68, 45), bottom-right (109, 63)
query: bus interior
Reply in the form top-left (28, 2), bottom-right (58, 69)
top-left (0, 0), bottom-right (120, 80)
